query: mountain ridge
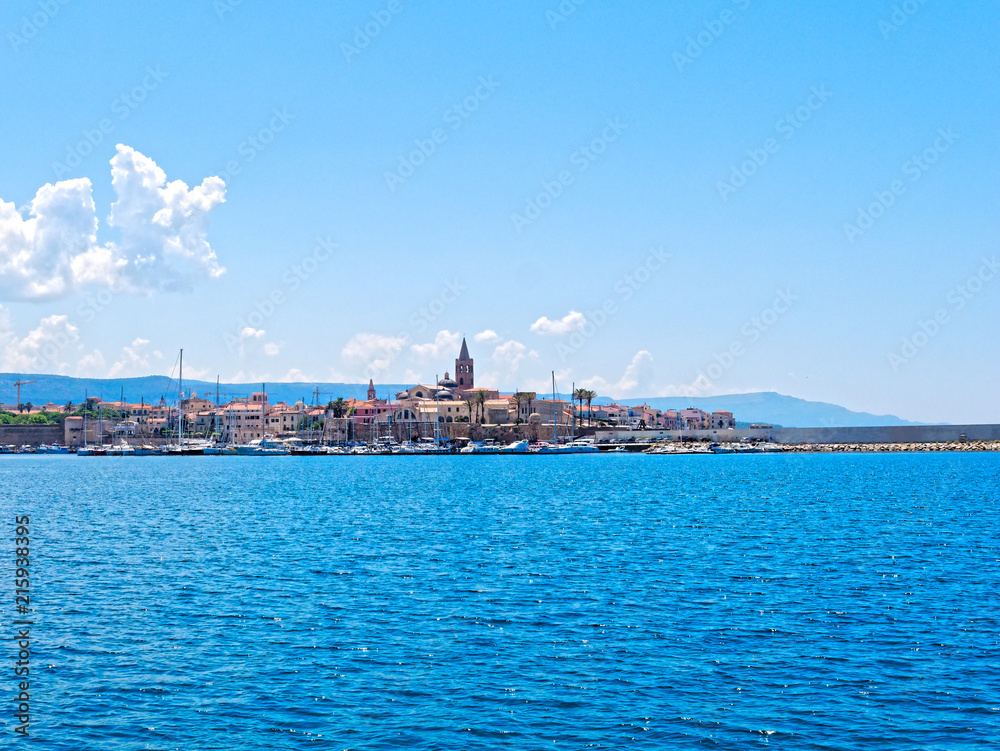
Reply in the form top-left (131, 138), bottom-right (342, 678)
top-left (0, 374), bottom-right (925, 427)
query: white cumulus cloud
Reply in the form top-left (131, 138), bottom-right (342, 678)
top-left (411, 329), bottom-right (461, 360)
top-left (0, 306), bottom-right (80, 373)
top-left (492, 339), bottom-right (531, 371)
top-left (474, 329), bottom-right (500, 344)
top-left (0, 144), bottom-right (225, 300)
top-left (580, 350), bottom-right (655, 398)
top-left (76, 349), bottom-right (107, 376)
top-left (107, 337), bottom-right (155, 378)
top-left (341, 333), bottom-right (407, 375)
top-left (280, 368), bottom-right (311, 382)
top-left (530, 311), bottom-right (586, 336)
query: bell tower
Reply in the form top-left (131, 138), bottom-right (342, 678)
top-left (367, 378), bottom-right (376, 401)
top-left (455, 337), bottom-right (474, 391)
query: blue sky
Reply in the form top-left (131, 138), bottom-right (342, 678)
top-left (0, 0), bottom-right (997, 423)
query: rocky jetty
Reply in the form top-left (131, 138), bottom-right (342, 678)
top-left (782, 441), bottom-right (1000, 453)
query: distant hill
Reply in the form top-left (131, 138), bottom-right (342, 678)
top-left (0, 374), bottom-right (410, 407)
top-left (614, 391), bottom-right (924, 428)
top-left (1, 375), bottom-right (923, 427)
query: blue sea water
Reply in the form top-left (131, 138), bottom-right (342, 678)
top-left (1, 452), bottom-right (998, 749)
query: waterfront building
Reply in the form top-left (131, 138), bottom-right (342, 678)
top-left (679, 408), bottom-right (711, 430)
top-left (711, 410), bottom-right (736, 429)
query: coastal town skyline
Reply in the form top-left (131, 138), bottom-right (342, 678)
top-left (1, 3), bottom-right (997, 427)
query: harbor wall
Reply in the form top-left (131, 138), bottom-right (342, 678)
top-left (769, 424), bottom-right (1000, 444)
top-left (0, 425), bottom-right (63, 447)
top-left (595, 424), bottom-right (1000, 444)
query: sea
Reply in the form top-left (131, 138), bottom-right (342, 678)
top-left (1, 452), bottom-right (998, 749)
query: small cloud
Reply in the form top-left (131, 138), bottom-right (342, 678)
top-left (530, 311), bottom-right (586, 336)
top-left (107, 337), bottom-right (153, 378)
top-left (492, 339), bottom-right (535, 371)
top-left (341, 333), bottom-right (407, 376)
top-left (580, 350), bottom-right (655, 398)
top-left (0, 306), bottom-right (80, 373)
top-left (263, 342), bottom-right (281, 356)
top-left (411, 329), bottom-right (461, 360)
top-left (241, 327), bottom-right (266, 340)
top-left (76, 349), bottom-right (107, 376)
top-left (474, 329), bottom-right (500, 344)
top-left (281, 368), bottom-right (310, 382)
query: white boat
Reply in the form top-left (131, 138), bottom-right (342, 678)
top-left (533, 439), bottom-right (599, 454)
top-left (235, 435), bottom-right (288, 455)
top-left (499, 440), bottom-right (529, 453)
top-left (460, 441), bottom-right (501, 454)
top-left (565, 438), bottom-right (600, 453)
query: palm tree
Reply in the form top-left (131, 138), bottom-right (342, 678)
top-left (582, 389), bottom-right (597, 426)
top-left (464, 397), bottom-right (474, 423)
top-left (573, 388), bottom-right (586, 428)
top-left (525, 391), bottom-right (535, 419)
top-left (345, 404), bottom-right (356, 442)
top-left (512, 392), bottom-right (524, 424)
top-left (331, 397), bottom-right (347, 418)
top-left (65, 400), bottom-right (74, 414)
top-left (475, 391), bottom-right (488, 424)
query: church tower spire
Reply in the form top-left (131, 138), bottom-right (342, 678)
top-left (367, 378), bottom-right (376, 401)
top-left (455, 337), bottom-right (474, 391)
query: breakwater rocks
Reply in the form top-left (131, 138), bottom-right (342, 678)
top-left (782, 441), bottom-right (1000, 453)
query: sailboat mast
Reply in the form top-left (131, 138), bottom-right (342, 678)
top-left (552, 371), bottom-right (557, 444)
top-left (179, 348), bottom-right (184, 447)
top-left (571, 381), bottom-right (575, 440)
top-left (215, 375), bottom-right (220, 441)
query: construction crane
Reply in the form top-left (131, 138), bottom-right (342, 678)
top-left (13, 379), bottom-right (36, 408)
top-left (312, 387), bottom-right (342, 407)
